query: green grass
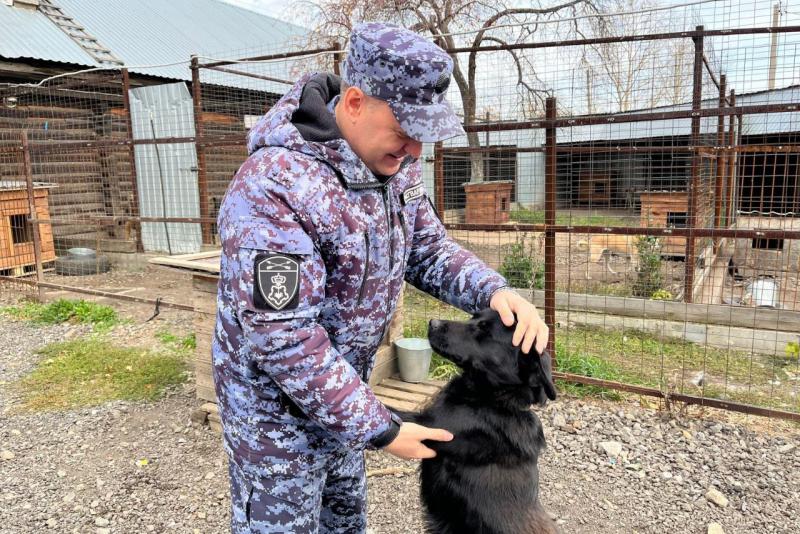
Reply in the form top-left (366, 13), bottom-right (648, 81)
top-left (402, 287), bottom-right (799, 412)
top-left (402, 287), bottom-right (467, 380)
top-left (559, 325), bottom-right (800, 411)
top-left (13, 338), bottom-right (189, 412)
top-left (1, 299), bottom-right (120, 332)
top-left (510, 208), bottom-right (630, 227)
top-left (156, 330), bottom-right (197, 350)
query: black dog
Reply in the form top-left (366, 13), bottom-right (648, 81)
top-left (398, 309), bottom-right (558, 534)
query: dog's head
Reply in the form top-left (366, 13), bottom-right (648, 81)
top-left (428, 309), bottom-right (557, 406)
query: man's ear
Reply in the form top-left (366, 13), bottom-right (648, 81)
top-left (340, 86), bottom-right (367, 120)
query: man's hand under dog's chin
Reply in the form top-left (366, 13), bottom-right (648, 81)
top-left (489, 289), bottom-right (549, 355)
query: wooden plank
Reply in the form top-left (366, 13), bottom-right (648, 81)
top-left (381, 378), bottom-right (441, 396)
top-left (369, 353), bottom-right (397, 387)
top-left (516, 289), bottom-right (800, 333)
top-left (372, 386), bottom-right (428, 405)
top-left (193, 274), bottom-right (219, 293)
top-left (148, 253), bottom-right (221, 273)
top-left (197, 383), bottom-right (218, 404)
top-left (376, 396), bottom-right (418, 412)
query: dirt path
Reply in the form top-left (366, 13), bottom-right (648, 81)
top-left (1, 311), bottom-right (798, 533)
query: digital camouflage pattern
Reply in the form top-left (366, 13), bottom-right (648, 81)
top-left (213, 70), bottom-right (507, 475)
top-left (213, 22), bottom-right (508, 532)
top-left (342, 22), bottom-right (465, 142)
top-left (228, 448), bottom-right (366, 533)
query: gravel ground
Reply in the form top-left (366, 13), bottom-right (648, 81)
top-left (1, 312), bottom-right (799, 534)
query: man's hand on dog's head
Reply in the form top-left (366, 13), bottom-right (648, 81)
top-left (490, 289), bottom-right (549, 355)
top-left (382, 423), bottom-right (453, 460)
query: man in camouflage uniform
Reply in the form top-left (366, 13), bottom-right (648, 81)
top-left (213, 22), bottom-right (549, 534)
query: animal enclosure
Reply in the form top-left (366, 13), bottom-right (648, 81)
top-left (1, 0), bottom-right (799, 423)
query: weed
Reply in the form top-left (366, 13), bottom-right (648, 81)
top-left (14, 338), bottom-right (188, 412)
top-left (1, 299), bottom-right (119, 331)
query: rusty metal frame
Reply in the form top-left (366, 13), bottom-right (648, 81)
top-left (120, 68), bottom-right (144, 253)
top-left (553, 372), bottom-right (800, 423)
top-left (0, 276), bottom-right (195, 312)
top-left (544, 98), bottom-right (557, 357)
top-left (5, 26), bottom-right (798, 423)
top-left (20, 131), bottom-right (44, 300)
top-left (191, 56), bottom-right (213, 245)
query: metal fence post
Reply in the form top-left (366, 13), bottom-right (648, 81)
top-left (434, 141), bottom-right (445, 218)
top-left (332, 42), bottom-right (342, 76)
top-left (714, 73), bottom-right (727, 253)
top-left (544, 97), bottom-right (557, 358)
top-left (191, 55), bottom-right (212, 245)
top-left (121, 68), bottom-right (144, 253)
top-left (21, 131), bottom-right (44, 301)
top-left (685, 25), bottom-right (704, 303)
top-left (727, 90), bottom-right (737, 226)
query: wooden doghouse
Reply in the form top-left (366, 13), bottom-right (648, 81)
top-left (150, 251), bottom-right (407, 432)
top-left (464, 180), bottom-right (514, 224)
top-left (577, 172), bottom-right (612, 207)
top-left (0, 181), bottom-right (56, 274)
top-left (639, 191), bottom-right (688, 256)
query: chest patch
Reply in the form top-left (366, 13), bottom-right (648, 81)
top-left (401, 183), bottom-right (425, 205)
top-left (254, 253), bottom-right (300, 311)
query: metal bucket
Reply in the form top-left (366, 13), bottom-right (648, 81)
top-left (394, 338), bottom-right (432, 383)
top-left (748, 276), bottom-right (780, 308)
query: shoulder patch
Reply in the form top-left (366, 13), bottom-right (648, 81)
top-left (253, 253), bottom-right (300, 311)
top-left (401, 183), bottom-right (425, 205)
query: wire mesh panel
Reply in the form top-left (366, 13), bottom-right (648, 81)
top-left (0, 0), bottom-right (798, 421)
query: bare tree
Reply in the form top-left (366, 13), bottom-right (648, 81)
top-left (300, 0), bottom-right (601, 183)
top-left (580, 0), bottom-right (696, 113)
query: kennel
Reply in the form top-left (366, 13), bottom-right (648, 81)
top-left (0, 181), bottom-right (56, 274)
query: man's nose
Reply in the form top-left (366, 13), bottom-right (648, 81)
top-left (404, 139), bottom-right (423, 159)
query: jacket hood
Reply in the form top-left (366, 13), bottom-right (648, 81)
top-left (246, 72), bottom-right (385, 187)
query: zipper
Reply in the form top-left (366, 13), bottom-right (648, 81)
top-left (382, 185), bottom-right (395, 271)
top-left (398, 210), bottom-right (407, 262)
top-left (357, 231), bottom-right (370, 305)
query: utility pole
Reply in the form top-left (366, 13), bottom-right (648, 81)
top-left (768, 2), bottom-right (781, 90)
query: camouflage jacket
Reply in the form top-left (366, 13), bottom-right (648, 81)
top-left (212, 73), bottom-right (508, 475)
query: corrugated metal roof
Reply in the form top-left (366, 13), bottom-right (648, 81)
top-left (0, 2), bottom-right (97, 68)
top-left (561, 85), bottom-right (800, 143)
top-left (0, 0), bottom-right (308, 83)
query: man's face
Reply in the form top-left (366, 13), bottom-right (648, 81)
top-left (337, 88), bottom-right (423, 176)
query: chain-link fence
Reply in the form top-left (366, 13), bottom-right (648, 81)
top-left (1, 1), bottom-right (798, 421)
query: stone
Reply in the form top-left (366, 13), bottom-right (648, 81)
top-left (553, 413), bottom-right (567, 429)
top-left (708, 522), bottom-right (725, 534)
top-left (0, 450), bottom-right (15, 461)
top-left (777, 444), bottom-right (795, 454)
top-left (95, 517), bottom-right (110, 527)
top-left (705, 487), bottom-right (729, 508)
top-left (599, 441), bottom-right (623, 458)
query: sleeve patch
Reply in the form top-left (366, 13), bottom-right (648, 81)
top-left (254, 253), bottom-right (300, 310)
top-left (401, 183), bottom-right (425, 205)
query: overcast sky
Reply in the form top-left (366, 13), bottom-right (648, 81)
top-left (218, 0), bottom-right (800, 117)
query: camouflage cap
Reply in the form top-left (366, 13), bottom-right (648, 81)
top-left (342, 22), bottom-right (465, 143)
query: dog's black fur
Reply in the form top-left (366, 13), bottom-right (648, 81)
top-left (397, 309), bottom-right (558, 534)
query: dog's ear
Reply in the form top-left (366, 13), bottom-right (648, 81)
top-left (529, 349), bottom-right (557, 403)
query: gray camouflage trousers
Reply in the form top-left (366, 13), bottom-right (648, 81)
top-left (228, 448), bottom-right (367, 533)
